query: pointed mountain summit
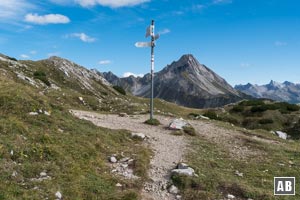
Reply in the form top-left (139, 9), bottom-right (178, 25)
top-left (103, 54), bottom-right (245, 108)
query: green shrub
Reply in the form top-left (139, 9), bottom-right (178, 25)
top-left (113, 85), bottom-right (126, 95)
top-left (203, 111), bottom-right (219, 120)
top-left (258, 118), bottom-right (274, 124)
top-left (250, 106), bottom-right (268, 113)
top-left (231, 105), bottom-right (244, 112)
top-left (183, 125), bottom-right (196, 136)
top-left (33, 71), bottom-right (51, 86)
top-left (239, 100), bottom-right (265, 106)
top-left (144, 118), bottom-right (160, 126)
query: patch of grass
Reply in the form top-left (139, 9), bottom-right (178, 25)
top-left (33, 70), bottom-right (51, 86)
top-left (113, 85), bottom-right (126, 95)
top-left (203, 110), bottom-right (219, 120)
top-left (182, 129), bottom-right (300, 199)
top-left (258, 118), bottom-right (274, 124)
top-left (183, 125), bottom-right (196, 136)
top-left (144, 118), bottom-right (160, 126)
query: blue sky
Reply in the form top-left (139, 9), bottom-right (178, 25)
top-left (0, 0), bottom-right (299, 85)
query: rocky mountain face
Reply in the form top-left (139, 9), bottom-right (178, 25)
top-left (103, 54), bottom-right (246, 108)
top-left (235, 80), bottom-right (300, 104)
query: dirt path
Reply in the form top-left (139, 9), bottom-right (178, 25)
top-left (71, 110), bottom-right (187, 200)
top-left (70, 110), bottom-right (279, 200)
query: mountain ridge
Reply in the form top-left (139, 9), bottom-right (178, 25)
top-left (235, 80), bottom-right (300, 104)
top-left (103, 54), bottom-right (246, 108)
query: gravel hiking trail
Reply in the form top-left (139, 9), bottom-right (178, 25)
top-left (71, 110), bottom-right (187, 200)
top-left (71, 110), bottom-right (279, 200)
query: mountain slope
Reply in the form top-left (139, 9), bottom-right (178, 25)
top-left (103, 54), bottom-right (245, 108)
top-left (235, 80), bottom-right (300, 104)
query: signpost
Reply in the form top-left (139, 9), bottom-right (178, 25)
top-left (135, 20), bottom-right (159, 120)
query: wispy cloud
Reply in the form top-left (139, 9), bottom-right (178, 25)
top-left (213, 0), bottom-right (233, 4)
top-left (123, 72), bottom-right (144, 78)
top-left (24, 13), bottom-right (70, 25)
top-left (240, 63), bottom-right (251, 67)
top-left (274, 41), bottom-right (287, 46)
top-left (66, 33), bottom-right (96, 43)
top-left (158, 28), bottom-right (170, 35)
top-left (30, 50), bottom-right (37, 55)
top-left (0, 0), bottom-right (34, 20)
top-left (99, 60), bottom-right (112, 65)
top-left (20, 54), bottom-right (30, 59)
top-left (75, 0), bottom-right (150, 8)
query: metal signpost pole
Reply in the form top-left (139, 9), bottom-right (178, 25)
top-left (150, 20), bottom-right (155, 120)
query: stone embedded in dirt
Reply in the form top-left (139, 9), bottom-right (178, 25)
top-left (119, 112), bottom-right (129, 117)
top-left (171, 167), bottom-right (195, 176)
top-left (55, 191), bottom-right (62, 199)
top-left (131, 132), bottom-right (146, 140)
top-left (235, 170), bottom-right (243, 177)
top-left (169, 118), bottom-right (188, 130)
top-left (119, 157), bottom-right (130, 163)
top-left (29, 112), bottom-right (39, 115)
top-left (176, 195), bottom-right (182, 199)
top-left (227, 194), bottom-right (235, 199)
top-left (168, 185), bottom-right (179, 194)
top-left (275, 131), bottom-right (288, 140)
top-left (116, 183), bottom-right (122, 187)
top-left (177, 163), bottom-right (189, 169)
top-left (109, 156), bottom-right (117, 163)
top-left (40, 171), bottom-right (47, 177)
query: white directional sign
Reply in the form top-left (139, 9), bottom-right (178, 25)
top-left (135, 42), bottom-right (152, 48)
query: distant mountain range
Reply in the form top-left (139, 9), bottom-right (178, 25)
top-left (103, 54), bottom-right (247, 108)
top-left (235, 81), bottom-right (300, 104)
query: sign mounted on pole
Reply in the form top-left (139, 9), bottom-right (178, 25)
top-left (135, 20), bottom-right (159, 120)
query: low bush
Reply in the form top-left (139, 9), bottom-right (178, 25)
top-left (239, 100), bottom-right (265, 106)
top-left (33, 71), bottom-right (51, 86)
top-left (144, 118), bottom-right (160, 126)
top-left (203, 111), bottom-right (219, 120)
top-left (113, 85), bottom-right (126, 95)
top-left (258, 118), bottom-right (274, 124)
top-left (183, 125), bottom-right (196, 136)
top-left (231, 105), bottom-right (244, 112)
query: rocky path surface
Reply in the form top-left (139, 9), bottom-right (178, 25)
top-left (71, 110), bottom-right (279, 200)
top-left (71, 110), bottom-right (187, 200)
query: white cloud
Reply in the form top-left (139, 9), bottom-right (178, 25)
top-left (24, 13), bottom-right (70, 25)
top-left (67, 33), bottom-right (96, 43)
top-left (158, 28), bottom-right (170, 35)
top-left (240, 63), bottom-right (250, 67)
top-left (20, 54), bottom-right (30, 59)
top-left (213, 0), bottom-right (232, 4)
top-left (123, 72), bottom-right (144, 78)
top-left (98, 60), bottom-right (112, 65)
top-left (30, 50), bottom-right (37, 55)
top-left (75, 0), bottom-right (150, 8)
top-left (274, 41), bottom-right (287, 46)
top-left (0, 0), bottom-right (34, 19)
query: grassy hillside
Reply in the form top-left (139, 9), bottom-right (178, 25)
top-left (0, 71), bottom-right (150, 200)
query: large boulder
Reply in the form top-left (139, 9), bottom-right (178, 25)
top-left (169, 118), bottom-right (188, 130)
top-left (275, 131), bottom-right (288, 140)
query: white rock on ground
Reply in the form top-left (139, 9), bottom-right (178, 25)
top-left (131, 132), bottom-right (146, 140)
top-left (169, 118), bottom-right (188, 130)
top-left (227, 194), bottom-right (235, 199)
top-left (177, 163), bottom-right (189, 169)
top-left (275, 131), bottom-right (288, 140)
top-left (171, 167), bottom-right (195, 177)
top-left (109, 156), bottom-right (117, 163)
top-left (55, 191), bottom-right (62, 199)
top-left (168, 185), bottom-right (179, 194)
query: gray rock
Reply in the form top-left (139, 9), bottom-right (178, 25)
top-left (169, 118), bottom-right (187, 130)
top-left (29, 112), bottom-right (39, 115)
top-left (177, 163), bottom-right (189, 169)
top-left (40, 171), bottom-right (47, 177)
top-left (116, 183), bottom-right (122, 187)
top-left (171, 167), bottom-right (195, 176)
top-left (109, 156), bottom-right (117, 163)
top-left (119, 113), bottom-right (128, 117)
top-left (227, 194), bottom-right (235, 199)
top-left (275, 131), bottom-right (288, 140)
top-left (168, 185), bottom-right (179, 194)
top-left (235, 170), bottom-right (243, 177)
top-left (55, 191), bottom-right (62, 199)
top-left (131, 132), bottom-right (146, 140)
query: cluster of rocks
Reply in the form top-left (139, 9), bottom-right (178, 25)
top-left (171, 163), bottom-right (197, 177)
top-left (30, 171), bottom-right (52, 182)
top-left (109, 155), bottom-right (139, 180)
top-left (28, 109), bottom-right (51, 116)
